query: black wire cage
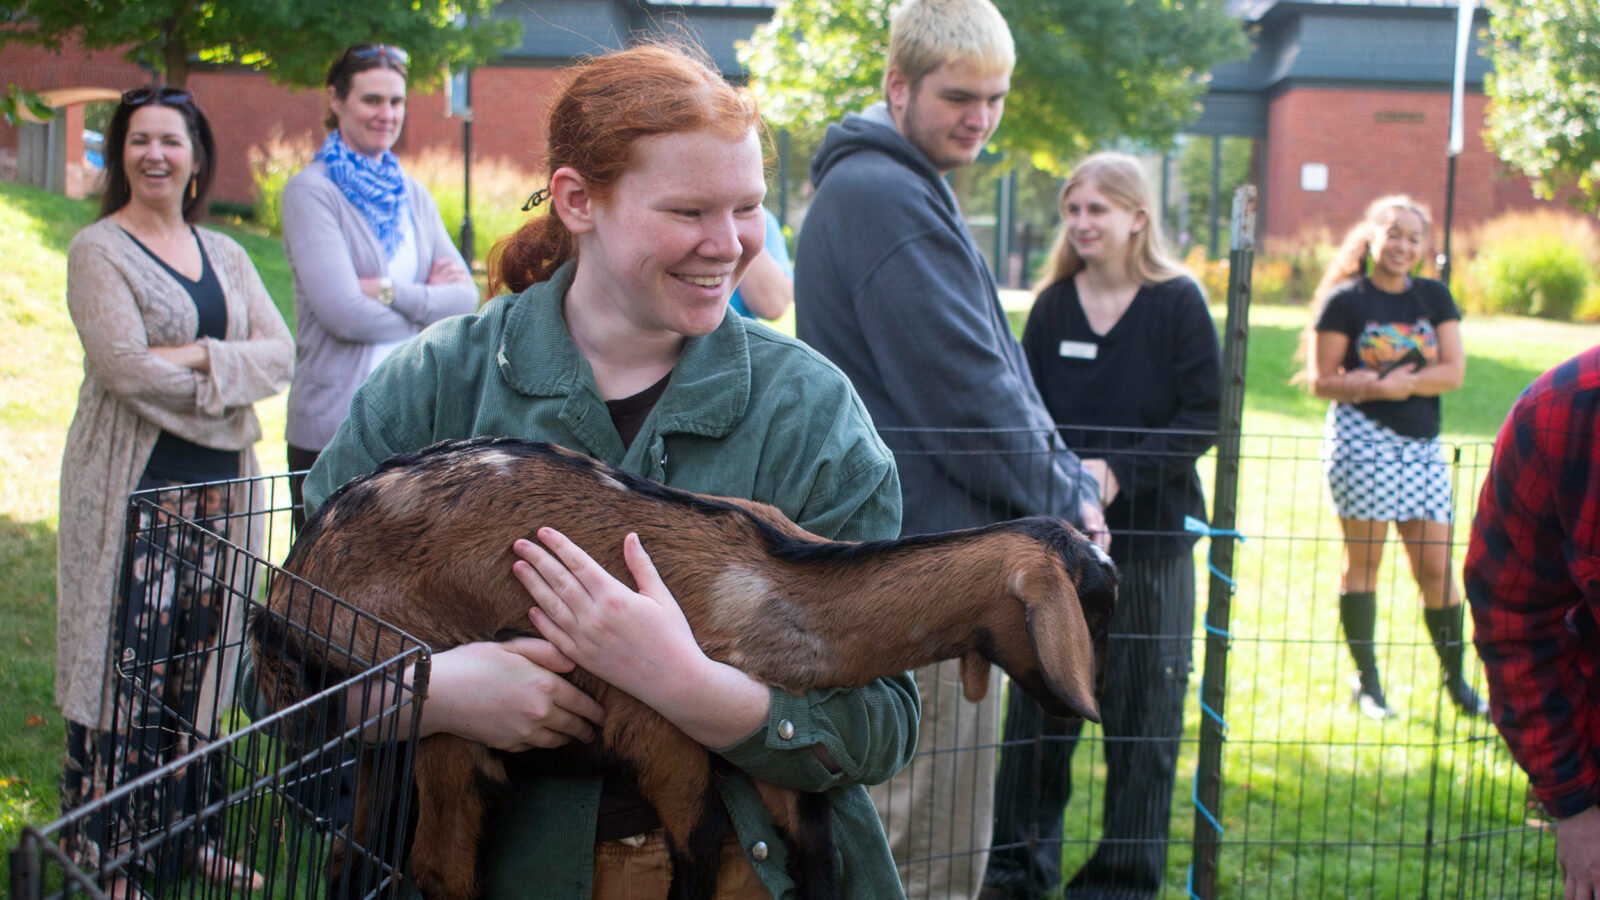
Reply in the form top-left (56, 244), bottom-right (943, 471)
top-left (9, 474), bottom-right (430, 900)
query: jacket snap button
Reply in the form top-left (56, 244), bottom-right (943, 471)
top-left (777, 719), bottom-right (795, 740)
top-left (751, 841), bottom-right (769, 861)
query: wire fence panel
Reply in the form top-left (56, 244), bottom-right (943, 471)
top-left (1204, 434), bottom-right (1562, 900)
top-left (868, 427), bottom-right (1562, 899)
top-left (10, 475), bottom-right (429, 900)
top-left (9, 451), bottom-right (1565, 899)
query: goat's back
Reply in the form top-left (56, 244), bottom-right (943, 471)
top-left (267, 438), bottom-right (810, 669)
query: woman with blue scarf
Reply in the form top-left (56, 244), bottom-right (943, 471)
top-left (282, 44), bottom-right (478, 526)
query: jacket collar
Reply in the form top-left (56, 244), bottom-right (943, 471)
top-left (496, 260), bottom-right (751, 440)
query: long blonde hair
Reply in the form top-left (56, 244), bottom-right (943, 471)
top-left (1035, 152), bottom-right (1188, 293)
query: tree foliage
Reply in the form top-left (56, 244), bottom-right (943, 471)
top-left (1484, 0), bottom-right (1600, 213)
top-left (0, 0), bottom-right (518, 89)
top-left (738, 0), bottom-right (1249, 174)
top-left (3, 84), bottom-right (54, 125)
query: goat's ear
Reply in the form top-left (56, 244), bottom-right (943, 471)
top-left (959, 652), bottom-right (991, 702)
top-left (1023, 576), bottom-right (1102, 722)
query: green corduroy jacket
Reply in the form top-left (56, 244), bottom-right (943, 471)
top-left (301, 261), bottom-right (919, 899)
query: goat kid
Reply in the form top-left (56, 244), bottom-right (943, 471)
top-left (249, 437), bottom-right (1117, 900)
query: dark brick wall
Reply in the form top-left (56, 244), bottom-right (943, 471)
top-left (1262, 86), bottom-right (1577, 244)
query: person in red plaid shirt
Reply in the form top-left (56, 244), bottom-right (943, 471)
top-left (1466, 345), bottom-right (1600, 899)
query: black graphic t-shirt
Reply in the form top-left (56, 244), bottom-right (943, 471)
top-left (1315, 276), bottom-right (1460, 438)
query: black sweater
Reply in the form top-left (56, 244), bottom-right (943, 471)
top-left (1021, 275), bottom-right (1222, 561)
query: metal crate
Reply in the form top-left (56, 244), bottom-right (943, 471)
top-left (10, 474), bottom-right (430, 900)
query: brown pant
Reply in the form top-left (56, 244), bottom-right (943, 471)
top-left (592, 829), bottom-right (767, 899)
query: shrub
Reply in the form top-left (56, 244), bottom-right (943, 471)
top-left (248, 136), bottom-right (538, 270)
top-left (1185, 246), bottom-right (1230, 303)
top-left (249, 130), bottom-right (316, 237)
top-left (1578, 281), bottom-right (1600, 323)
top-left (400, 147), bottom-right (539, 268)
top-left (1263, 229), bottom-right (1337, 305)
top-left (1457, 211), bottom-right (1600, 320)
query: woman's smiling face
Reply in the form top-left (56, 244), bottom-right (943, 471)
top-left (1371, 207), bottom-right (1427, 280)
top-left (572, 127), bottom-right (768, 339)
top-left (329, 68), bottom-right (407, 158)
top-left (123, 105), bottom-right (195, 212)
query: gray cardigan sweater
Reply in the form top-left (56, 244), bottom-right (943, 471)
top-left (281, 160), bottom-right (479, 451)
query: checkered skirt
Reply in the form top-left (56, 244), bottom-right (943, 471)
top-left (1322, 403), bottom-right (1453, 523)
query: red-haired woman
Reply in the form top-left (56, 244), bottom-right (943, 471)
top-left (1306, 195), bottom-right (1485, 720)
top-left (299, 44), bottom-right (916, 897)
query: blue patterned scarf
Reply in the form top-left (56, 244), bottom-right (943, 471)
top-left (316, 130), bottom-right (408, 259)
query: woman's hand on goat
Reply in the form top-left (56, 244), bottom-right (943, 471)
top-left (512, 529), bottom-right (772, 749)
top-left (418, 637), bottom-right (607, 751)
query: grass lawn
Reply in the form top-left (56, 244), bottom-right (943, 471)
top-left (3, 177), bottom-right (1594, 896)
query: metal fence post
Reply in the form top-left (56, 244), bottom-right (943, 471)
top-left (1190, 185), bottom-right (1256, 899)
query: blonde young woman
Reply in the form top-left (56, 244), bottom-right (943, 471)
top-left (1306, 195), bottom-right (1486, 721)
top-left (983, 152), bottom-right (1221, 900)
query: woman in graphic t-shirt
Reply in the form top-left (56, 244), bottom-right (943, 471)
top-left (1305, 194), bottom-right (1486, 720)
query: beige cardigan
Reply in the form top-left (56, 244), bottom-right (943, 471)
top-left (56, 218), bottom-right (294, 730)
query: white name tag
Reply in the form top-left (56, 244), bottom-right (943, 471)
top-left (1058, 340), bottom-right (1098, 360)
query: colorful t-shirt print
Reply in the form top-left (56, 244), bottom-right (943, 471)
top-left (1357, 319), bottom-right (1438, 372)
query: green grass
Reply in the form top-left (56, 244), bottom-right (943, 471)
top-left (3, 178), bottom-right (1595, 897)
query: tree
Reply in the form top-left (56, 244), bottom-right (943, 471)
top-left (1484, 0), bottom-right (1600, 213)
top-left (738, 0), bottom-right (1249, 174)
top-left (3, 84), bottom-right (53, 125)
top-left (0, 0), bottom-right (518, 89)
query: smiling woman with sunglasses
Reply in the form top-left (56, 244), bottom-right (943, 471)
top-left (280, 43), bottom-right (478, 526)
top-left (56, 86), bottom-right (293, 898)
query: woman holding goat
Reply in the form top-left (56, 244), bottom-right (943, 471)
top-left (298, 42), bottom-right (917, 898)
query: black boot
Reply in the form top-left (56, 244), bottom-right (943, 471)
top-left (1423, 605), bottom-right (1488, 716)
top-left (1339, 591), bottom-right (1394, 719)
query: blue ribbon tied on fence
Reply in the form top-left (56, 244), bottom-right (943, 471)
top-left (1184, 515), bottom-right (1246, 589)
top-left (1182, 514), bottom-right (1246, 898)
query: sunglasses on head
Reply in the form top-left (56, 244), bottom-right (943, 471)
top-left (347, 44), bottom-right (410, 66)
top-left (122, 87), bottom-right (193, 107)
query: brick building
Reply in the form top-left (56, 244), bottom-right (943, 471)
top-left (1195, 0), bottom-right (1583, 245)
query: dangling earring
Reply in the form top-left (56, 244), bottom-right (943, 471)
top-left (188, 175), bottom-right (198, 201)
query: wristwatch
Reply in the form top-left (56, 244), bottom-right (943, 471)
top-left (377, 277), bottom-right (395, 306)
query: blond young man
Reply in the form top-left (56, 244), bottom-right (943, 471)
top-left (796, 2), bottom-right (1109, 897)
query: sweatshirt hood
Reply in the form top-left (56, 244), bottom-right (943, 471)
top-left (810, 102), bottom-right (954, 209)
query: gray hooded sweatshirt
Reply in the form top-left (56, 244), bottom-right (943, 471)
top-left (795, 103), bottom-right (1098, 535)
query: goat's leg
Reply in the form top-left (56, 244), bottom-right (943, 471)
top-left (753, 781), bottom-right (837, 900)
top-left (625, 728), bottom-right (722, 900)
top-left (405, 735), bottom-right (503, 900)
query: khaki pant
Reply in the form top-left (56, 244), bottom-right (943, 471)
top-left (592, 829), bottom-right (766, 899)
top-left (870, 659), bottom-right (1001, 900)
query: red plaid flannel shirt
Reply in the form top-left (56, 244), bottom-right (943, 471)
top-left (1466, 345), bottom-right (1600, 819)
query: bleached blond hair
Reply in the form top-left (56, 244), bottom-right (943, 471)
top-left (886, 0), bottom-right (1015, 90)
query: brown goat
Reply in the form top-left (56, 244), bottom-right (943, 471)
top-left (249, 437), bottom-right (1117, 900)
